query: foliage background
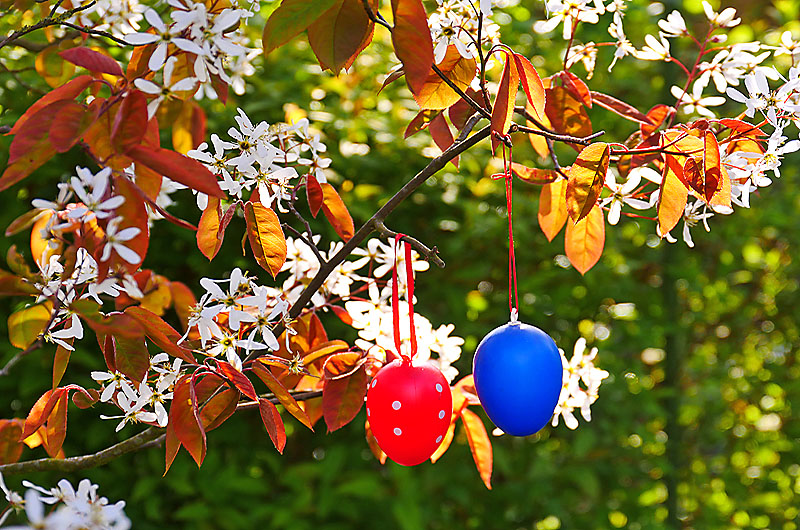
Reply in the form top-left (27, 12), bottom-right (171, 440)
top-left (1, 0), bottom-right (799, 528)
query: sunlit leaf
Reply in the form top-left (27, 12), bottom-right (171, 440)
top-left (322, 353), bottom-right (367, 431)
top-left (538, 178), bottom-right (569, 242)
top-left (127, 145), bottom-right (223, 198)
top-left (321, 183), bottom-right (355, 241)
top-left (258, 398), bottom-right (287, 453)
top-left (513, 53), bottom-right (546, 119)
top-left (566, 142), bottom-right (609, 222)
top-left (390, 0), bottom-right (434, 95)
top-left (262, 0), bottom-right (339, 56)
top-left (125, 306), bottom-right (195, 363)
top-left (565, 204), bottom-right (605, 275)
top-left (59, 47), bottom-right (124, 77)
top-left (308, 0), bottom-right (377, 73)
top-left (0, 419), bottom-right (24, 465)
top-left (8, 302), bottom-right (52, 349)
top-left (244, 201), bottom-right (287, 277)
top-left (414, 45), bottom-right (477, 110)
top-left (169, 375), bottom-right (206, 466)
top-left (460, 408), bottom-right (493, 489)
top-left (252, 362), bottom-right (314, 430)
top-left (658, 154), bottom-right (688, 235)
top-left (490, 53), bottom-right (519, 152)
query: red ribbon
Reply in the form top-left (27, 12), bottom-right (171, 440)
top-left (491, 133), bottom-right (519, 320)
top-left (392, 234), bottom-right (417, 362)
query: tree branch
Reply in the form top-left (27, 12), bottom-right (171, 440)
top-left (373, 220), bottom-right (445, 268)
top-left (0, 2), bottom-right (96, 50)
top-left (361, 0), bottom-right (392, 30)
top-left (512, 106), bottom-right (604, 145)
top-left (431, 64), bottom-right (491, 120)
top-left (0, 427), bottom-right (162, 476)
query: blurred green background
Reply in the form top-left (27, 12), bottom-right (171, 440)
top-left (1, 0), bottom-right (800, 528)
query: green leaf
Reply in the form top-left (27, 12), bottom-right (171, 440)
top-left (262, 0), bottom-right (339, 56)
top-left (8, 302), bottom-right (52, 349)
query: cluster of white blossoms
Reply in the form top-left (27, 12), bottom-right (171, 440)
top-left (187, 109), bottom-right (331, 212)
top-left (551, 338), bottom-right (609, 430)
top-left (93, 353), bottom-right (182, 431)
top-left (182, 268), bottom-right (291, 371)
top-left (428, 0), bottom-right (503, 64)
top-left (57, 0), bottom-right (146, 38)
top-left (127, 1), bottom-right (258, 98)
top-left (0, 474), bottom-right (130, 529)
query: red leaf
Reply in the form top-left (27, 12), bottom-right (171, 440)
top-left (429, 113), bottom-right (458, 167)
top-left (321, 183), bottom-right (355, 241)
top-left (252, 362), bottom-right (314, 430)
top-left (559, 71), bottom-right (592, 108)
top-left (111, 90), bottom-right (148, 152)
top-left (199, 388), bottom-right (238, 432)
top-left (565, 204), bottom-right (605, 275)
top-left (124, 306), bottom-right (195, 364)
top-left (216, 360), bottom-right (259, 401)
top-left (513, 53), bottom-right (545, 119)
top-left (490, 54), bottom-right (519, 152)
top-left (306, 174), bottom-right (324, 217)
top-left (390, 0), bottom-right (434, 95)
top-left (322, 358), bottom-right (366, 432)
top-left (591, 91), bottom-right (653, 125)
top-left (49, 101), bottom-right (97, 153)
top-left (544, 86), bottom-right (592, 144)
top-left (641, 104), bottom-right (673, 137)
top-left (197, 198), bottom-right (238, 261)
top-left (169, 375), bottom-right (206, 466)
top-left (71, 299), bottom-right (144, 340)
top-left (7, 75), bottom-right (93, 136)
top-left (110, 175), bottom-right (150, 272)
top-left (448, 88), bottom-right (481, 130)
top-left (258, 398), bottom-right (287, 453)
top-left (59, 47), bottom-right (124, 77)
top-left (127, 145), bottom-right (223, 198)
top-left (330, 305), bottom-right (353, 325)
top-left (1, 99), bottom-right (71, 191)
top-left (308, 0), bottom-right (377, 73)
top-left (169, 281), bottom-right (197, 332)
top-left (113, 334), bottom-right (150, 383)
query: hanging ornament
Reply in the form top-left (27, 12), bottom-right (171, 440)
top-left (366, 235), bottom-right (453, 466)
top-left (472, 135), bottom-right (563, 436)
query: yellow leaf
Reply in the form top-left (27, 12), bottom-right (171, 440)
top-left (657, 154), bottom-right (688, 235)
top-left (8, 302), bottom-right (53, 349)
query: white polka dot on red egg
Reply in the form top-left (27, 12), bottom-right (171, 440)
top-left (366, 408), bottom-right (370, 417)
top-left (436, 435), bottom-right (443, 443)
top-left (393, 427), bottom-right (402, 436)
top-left (392, 400), bottom-right (401, 410)
top-left (438, 410), bottom-right (445, 419)
top-left (435, 383), bottom-right (442, 393)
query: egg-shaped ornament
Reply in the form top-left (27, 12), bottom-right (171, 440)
top-left (473, 315), bottom-right (563, 436)
top-left (366, 358), bottom-right (453, 466)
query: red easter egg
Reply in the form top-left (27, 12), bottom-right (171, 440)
top-left (366, 358), bottom-right (453, 466)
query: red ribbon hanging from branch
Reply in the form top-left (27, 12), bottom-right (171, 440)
top-left (392, 234), bottom-right (417, 362)
top-left (491, 133), bottom-right (519, 321)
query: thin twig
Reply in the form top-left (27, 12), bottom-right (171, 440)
top-left (361, 0), bottom-right (392, 30)
top-left (0, 1), bottom-right (96, 50)
top-left (431, 63), bottom-right (491, 120)
top-left (373, 220), bottom-right (445, 268)
top-left (283, 223), bottom-right (327, 264)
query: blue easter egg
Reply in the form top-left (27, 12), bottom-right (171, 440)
top-left (473, 321), bottom-right (562, 436)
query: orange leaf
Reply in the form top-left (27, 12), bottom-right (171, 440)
top-left (197, 197), bottom-right (232, 261)
top-left (591, 91), bottom-right (653, 124)
top-left (513, 54), bottom-right (546, 119)
top-left (22, 389), bottom-right (64, 440)
top-left (321, 183), bottom-right (355, 241)
top-left (43, 391), bottom-right (68, 458)
top-left (0, 419), bottom-right (24, 465)
top-left (490, 53), bottom-right (519, 152)
top-left (430, 415), bottom-right (456, 463)
top-left (538, 178), bottom-right (569, 242)
top-left (460, 408), bottom-right (493, 489)
top-left (566, 142), bottom-right (609, 222)
top-left (511, 163), bottom-right (557, 185)
top-left (565, 204), bottom-right (605, 275)
top-left (199, 387), bottom-right (238, 432)
top-left (169, 281), bottom-right (196, 332)
top-left (244, 201), bottom-right (287, 277)
top-left (110, 175), bottom-right (150, 272)
top-left (258, 398), bottom-right (287, 453)
top-left (544, 86), bottom-right (592, 143)
top-left (414, 45), bottom-right (477, 110)
top-left (702, 130), bottom-right (723, 203)
top-left (641, 104), bottom-right (673, 137)
top-left (390, 0), bottom-right (434, 95)
top-left (558, 71), bottom-right (592, 107)
top-left (52, 341), bottom-right (72, 390)
top-left (365, 420), bottom-right (387, 464)
top-left (252, 362), bottom-right (314, 430)
top-left (49, 101), bottom-right (97, 153)
top-left (301, 340), bottom-right (350, 367)
top-left (216, 360), bottom-right (258, 400)
top-left (308, 0), bottom-right (376, 73)
top-left (657, 154), bottom-right (688, 235)
top-left (169, 375), bottom-right (206, 466)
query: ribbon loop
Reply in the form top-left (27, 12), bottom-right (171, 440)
top-left (492, 141), bottom-right (519, 321)
top-left (392, 234), bottom-right (417, 363)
